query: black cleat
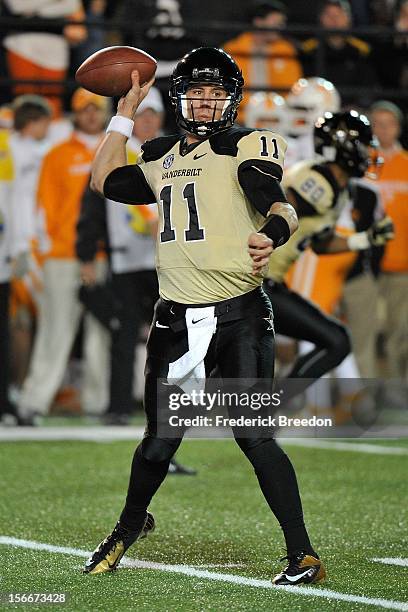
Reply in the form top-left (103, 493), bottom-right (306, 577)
top-left (83, 512), bottom-right (155, 575)
top-left (272, 551), bottom-right (326, 586)
top-left (168, 459), bottom-right (197, 475)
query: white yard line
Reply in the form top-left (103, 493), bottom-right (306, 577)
top-left (372, 558), bottom-right (408, 567)
top-left (0, 426), bottom-right (147, 442)
top-left (1, 426), bottom-right (407, 456)
top-left (281, 439), bottom-right (408, 455)
top-left (0, 536), bottom-right (407, 611)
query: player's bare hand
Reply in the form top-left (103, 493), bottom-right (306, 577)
top-left (117, 70), bottom-right (155, 120)
top-left (248, 232), bottom-right (273, 275)
top-left (80, 261), bottom-right (97, 287)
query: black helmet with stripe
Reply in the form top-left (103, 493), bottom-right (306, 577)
top-left (314, 110), bottom-right (380, 178)
top-left (170, 47), bottom-right (244, 137)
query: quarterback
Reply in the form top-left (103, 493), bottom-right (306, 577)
top-left (85, 47), bottom-right (325, 586)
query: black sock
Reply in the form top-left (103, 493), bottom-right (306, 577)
top-left (119, 444), bottom-right (170, 532)
top-left (242, 439), bottom-right (315, 557)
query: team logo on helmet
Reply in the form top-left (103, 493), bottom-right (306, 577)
top-left (192, 68), bottom-right (220, 79)
top-left (163, 154), bottom-right (175, 169)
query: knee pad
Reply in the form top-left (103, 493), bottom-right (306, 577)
top-left (138, 436), bottom-right (179, 464)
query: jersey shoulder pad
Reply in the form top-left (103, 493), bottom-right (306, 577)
top-left (311, 164), bottom-right (340, 200)
top-left (140, 135), bottom-right (180, 162)
top-left (286, 161), bottom-right (338, 214)
top-left (236, 129), bottom-right (287, 179)
top-left (209, 126), bottom-right (253, 156)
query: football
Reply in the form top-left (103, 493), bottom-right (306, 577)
top-left (75, 46), bottom-right (157, 97)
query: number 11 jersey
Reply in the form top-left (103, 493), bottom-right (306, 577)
top-left (105, 126), bottom-right (287, 304)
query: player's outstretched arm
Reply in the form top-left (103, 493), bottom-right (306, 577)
top-left (91, 70), bottom-right (155, 196)
top-left (312, 215), bottom-right (395, 254)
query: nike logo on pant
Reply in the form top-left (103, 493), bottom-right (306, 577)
top-left (155, 322), bottom-right (170, 328)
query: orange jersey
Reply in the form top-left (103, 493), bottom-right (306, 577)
top-left (376, 148), bottom-right (408, 273)
top-left (286, 247), bottom-right (357, 314)
top-left (286, 226), bottom-right (356, 315)
top-left (37, 134), bottom-right (98, 259)
top-left (223, 32), bottom-right (302, 122)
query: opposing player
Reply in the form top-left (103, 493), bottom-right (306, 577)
top-left (84, 47), bottom-right (326, 586)
top-left (244, 91), bottom-right (288, 135)
top-left (264, 111), bottom-right (394, 388)
top-left (284, 76), bottom-right (341, 167)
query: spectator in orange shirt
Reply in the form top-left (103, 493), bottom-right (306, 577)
top-left (370, 100), bottom-right (408, 381)
top-left (18, 89), bottom-right (110, 424)
top-left (223, 1), bottom-right (302, 117)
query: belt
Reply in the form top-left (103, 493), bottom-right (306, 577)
top-left (159, 287), bottom-right (271, 330)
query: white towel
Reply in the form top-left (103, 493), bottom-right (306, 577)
top-left (167, 306), bottom-right (217, 394)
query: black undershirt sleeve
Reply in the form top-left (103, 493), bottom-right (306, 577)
top-left (103, 165), bottom-right (156, 204)
top-left (238, 160), bottom-right (292, 246)
top-left (348, 181), bottom-right (383, 278)
top-left (351, 182), bottom-right (378, 231)
top-left (238, 160), bottom-right (287, 217)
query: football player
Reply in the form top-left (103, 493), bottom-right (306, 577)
top-left (264, 110), bottom-right (394, 393)
top-left (244, 90), bottom-right (288, 135)
top-left (284, 76), bottom-right (341, 167)
top-left (84, 47), bottom-right (326, 586)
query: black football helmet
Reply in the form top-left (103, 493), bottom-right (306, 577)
top-left (314, 110), bottom-right (380, 178)
top-left (170, 47), bottom-right (244, 137)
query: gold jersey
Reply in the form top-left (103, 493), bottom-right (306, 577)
top-left (138, 127), bottom-right (287, 303)
top-left (267, 160), bottom-right (348, 282)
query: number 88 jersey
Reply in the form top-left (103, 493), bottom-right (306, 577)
top-left (266, 159), bottom-right (349, 283)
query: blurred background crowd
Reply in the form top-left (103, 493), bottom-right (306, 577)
top-left (0, 0), bottom-right (407, 426)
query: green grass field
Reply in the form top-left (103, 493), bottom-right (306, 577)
top-left (1, 437), bottom-right (407, 611)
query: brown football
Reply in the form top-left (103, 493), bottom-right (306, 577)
top-left (75, 46), bottom-right (157, 97)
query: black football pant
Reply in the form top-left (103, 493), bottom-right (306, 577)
top-left (264, 281), bottom-right (351, 396)
top-left (120, 288), bottom-right (314, 556)
top-left (0, 282), bottom-right (10, 415)
top-left (109, 270), bottom-right (158, 414)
